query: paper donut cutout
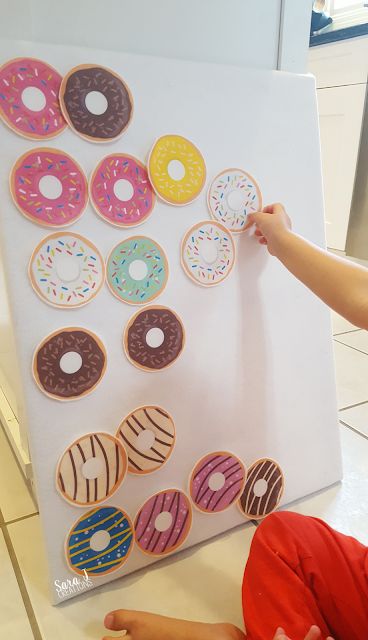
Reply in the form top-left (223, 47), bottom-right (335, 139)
top-left (33, 327), bottom-right (107, 401)
top-left (123, 305), bottom-right (185, 372)
top-left (29, 232), bottom-right (105, 308)
top-left (181, 220), bottom-right (236, 287)
top-left (60, 64), bottom-right (133, 143)
top-left (116, 405), bottom-right (176, 475)
top-left (148, 134), bottom-right (206, 205)
top-left (0, 57), bottom-right (67, 140)
top-left (90, 154), bottom-right (156, 227)
top-left (238, 458), bottom-right (284, 520)
top-left (56, 432), bottom-right (128, 506)
top-left (134, 489), bottom-right (192, 556)
top-left (189, 452), bottom-right (246, 514)
top-left (106, 236), bottom-right (168, 306)
top-left (65, 506), bottom-right (134, 576)
top-left (208, 169), bottom-right (262, 233)
top-left (10, 148), bottom-right (88, 228)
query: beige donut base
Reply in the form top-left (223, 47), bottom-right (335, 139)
top-left (207, 168), bottom-right (263, 233)
top-left (123, 305), bottom-right (186, 372)
top-left (9, 147), bottom-right (88, 229)
top-left (106, 236), bottom-right (169, 306)
top-left (89, 153), bottom-right (156, 228)
top-left (0, 58), bottom-right (68, 141)
top-left (32, 326), bottom-right (107, 402)
top-left (147, 134), bottom-right (206, 206)
top-left (134, 488), bottom-right (193, 557)
top-left (188, 450), bottom-right (246, 515)
top-left (59, 64), bottom-right (134, 144)
top-left (56, 431), bottom-right (128, 507)
top-left (116, 404), bottom-right (176, 475)
top-left (181, 220), bottom-right (236, 288)
top-left (64, 505), bottom-right (134, 577)
top-left (237, 457), bottom-right (285, 521)
top-left (28, 232), bottom-right (106, 308)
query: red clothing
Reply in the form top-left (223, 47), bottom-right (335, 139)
top-left (242, 511), bottom-right (368, 640)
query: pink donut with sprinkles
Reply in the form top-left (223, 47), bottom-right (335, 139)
top-left (0, 57), bottom-right (66, 139)
top-left (10, 148), bottom-right (88, 227)
top-left (189, 452), bottom-right (246, 514)
top-left (90, 154), bottom-right (156, 227)
top-left (134, 489), bottom-right (192, 556)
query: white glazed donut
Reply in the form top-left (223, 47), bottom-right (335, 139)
top-left (181, 220), bottom-right (235, 286)
top-left (208, 168), bottom-right (262, 232)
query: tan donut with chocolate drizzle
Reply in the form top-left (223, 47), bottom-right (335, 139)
top-left (116, 405), bottom-right (176, 475)
top-left (56, 432), bottom-right (128, 506)
top-left (33, 327), bottom-right (107, 401)
top-left (238, 458), bottom-right (284, 520)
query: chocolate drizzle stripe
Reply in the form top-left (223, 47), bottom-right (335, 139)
top-left (138, 495), bottom-right (159, 542)
top-left (115, 443), bottom-right (120, 486)
top-left (154, 437), bottom-right (171, 447)
top-left (195, 457), bottom-right (231, 502)
top-left (211, 479), bottom-right (243, 511)
top-left (76, 443), bottom-right (89, 503)
top-left (151, 490), bottom-right (177, 553)
top-left (147, 492), bottom-right (166, 550)
top-left (131, 414), bottom-right (145, 431)
top-left (120, 428), bottom-right (163, 464)
top-left (193, 455), bottom-right (221, 481)
top-left (151, 446), bottom-right (165, 461)
top-left (127, 419), bottom-right (140, 436)
top-left (90, 436), bottom-right (98, 502)
top-left (205, 466), bottom-right (242, 510)
top-left (68, 449), bottom-right (78, 501)
top-left (162, 492), bottom-right (180, 553)
top-left (143, 409), bottom-right (174, 438)
top-left (127, 455), bottom-right (141, 471)
top-left (155, 407), bottom-right (169, 418)
top-left (59, 472), bottom-right (66, 493)
top-left (94, 434), bottom-right (110, 497)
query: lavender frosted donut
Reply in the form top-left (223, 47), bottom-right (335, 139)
top-left (134, 489), bottom-right (192, 556)
top-left (189, 452), bottom-right (246, 513)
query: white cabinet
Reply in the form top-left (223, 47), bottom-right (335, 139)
top-left (317, 83), bottom-right (366, 250)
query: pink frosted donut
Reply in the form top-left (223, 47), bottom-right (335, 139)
top-left (90, 154), bottom-right (156, 227)
top-left (0, 57), bottom-right (66, 139)
top-left (189, 452), bottom-right (246, 513)
top-left (10, 148), bottom-right (88, 227)
top-left (134, 489), bottom-right (192, 556)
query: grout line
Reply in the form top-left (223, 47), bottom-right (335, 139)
top-left (340, 420), bottom-right (368, 442)
top-left (4, 512), bottom-right (39, 527)
top-left (333, 338), bottom-right (368, 358)
top-left (318, 82), bottom-right (367, 90)
top-left (0, 508), bottom-right (42, 640)
top-left (339, 399), bottom-right (368, 412)
top-left (333, 328), bottom-right (361, 337)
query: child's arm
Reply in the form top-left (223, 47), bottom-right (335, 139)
top-left (246, 203), bottom-right (368, 330)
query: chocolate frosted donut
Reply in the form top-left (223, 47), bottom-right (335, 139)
top-left (238, 458), bottom-right (284, 520)
top-left (60, 64), bottom-right (133, 142)
top-left (33, 327), bottom-right (106, 400)
top-left (124, 306), bottom-right (185, 371)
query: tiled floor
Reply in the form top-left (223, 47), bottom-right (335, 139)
top-left (0, 310), bottom-right (367, 639)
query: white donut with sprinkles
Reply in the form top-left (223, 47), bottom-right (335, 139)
top-left (208, 169), bottom-right (262, 233)
top-left (181, 220), bottom-right (235, 286)
top-left (29, 232), bottom-right (105, 308)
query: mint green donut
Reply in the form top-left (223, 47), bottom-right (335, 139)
top-left (107, 236), bottom-right (168, 305)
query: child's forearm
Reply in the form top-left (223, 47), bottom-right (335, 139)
top-left (274, 231), bottom-right (368, 330)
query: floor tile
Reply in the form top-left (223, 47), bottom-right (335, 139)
top-left (340, 401), bottom-right (368, 437)
top-left (335, 330), bottom-right (368, 355)
top-left (331, 310), bottom-right (359, 336)
top-left (0, 528), bottom-right (33, 639)
top-left (333, 341), bottom-right (368, 409)
top-left (8, 514), bottom-right (256, 639)
top-left (0, 426), bottom-right (37, 523)
top-left (284, 425), bottom-right (368, 544)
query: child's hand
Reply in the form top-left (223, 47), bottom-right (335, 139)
top-left (273, 625), bottom-right (334, 640)
top-left (245, 203), bottom-right (292, 256)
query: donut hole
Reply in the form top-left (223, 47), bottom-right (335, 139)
top-left (128, 259), bottom-right (148, 282)
top-left (145, 327), bottom-right (165, 349)
top-left (113, 178), bottom-right (134, 202)
top-left (59, 351), bottom-right (83, 375)
top-left (154, 511), bottom-right (173, 533)
top-left (167, 159), bottom-right (185, 181)
top-left (253, 478), bottom-right (268, 497)
top-left (90, 529), bottom-right (111, 552)
top-left (136, 429), bottom-right (155, 451)
top-left (55, 256), bottom-right (80, 283)
top-left (39, 175), bottom-right (63, 200)
top-left (208, 472), bottom-right (226, 492)
top-left (226, 189), bottom-right (246, 211)
top-left (21, 86), bottom-right (46, 112)
top-left (82, 456), bottom-right (104, 480)
top-left (200, 241), bottom-right (218, 265)
top-left (84, 90), bottom-right (108, 115)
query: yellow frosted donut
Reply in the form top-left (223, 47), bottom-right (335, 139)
top-left (148, 134), bottom-right (206, 205)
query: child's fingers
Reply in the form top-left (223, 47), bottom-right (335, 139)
top-left (104, 610), bottom-right (132, 631)
top-left (244, 215), bottom-right (255, 231)
top-left (304, 626), bottom-right (322, 640)
top-left (255, 229), bottom-right (263, 237)
top-left (259, 237), bottom-right (268, 245)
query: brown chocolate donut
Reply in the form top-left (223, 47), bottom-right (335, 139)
top-left (124, 306), bottom-right (185, 371)
top-left (33, 327), bottom-right (107, 400)
top-left (238, 458), bottom-right (284, 520)
top-left (60, 64), bottom-right (133, 142)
